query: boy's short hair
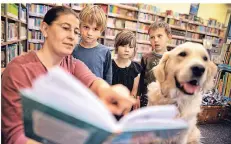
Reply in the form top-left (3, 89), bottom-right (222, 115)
top-left (79, 5), bottom-right (107, 32)
top-left (148, 21), bottom-right (171, 35)
top-left (114, 30), bottom-right (137, 55)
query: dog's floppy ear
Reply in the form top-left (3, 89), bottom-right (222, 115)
top-left (203, 61), bottom-right (217, 91)
top-left (153, 52), bottom-right (169, 83)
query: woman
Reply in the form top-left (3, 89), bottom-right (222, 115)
top-left (1, 6), bottom-right (135, 144)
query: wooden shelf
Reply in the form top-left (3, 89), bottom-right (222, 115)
top-left (186, 38), bottom-right (203, 43)
top-left (34, 3), bottom-right (56, 7)
top-left (20, 20), bottom-right (27, 25)
top-left (137, 29), bottom-right (148, 34)
top-left (167, 16), bottom-right (188, 22)
top-left (137, 40), bottom-right (150, 45)
top-left (110, 4), bottom-right (138, 11)
top-left (1, 15), bottom-right (7, 18)
top-left (188, 21), bottom-right (207, 27)
top-left (29, 12), bottom-right (44, 18)
top-left (21, 3), bottom-right (27, 8)
top-left (206, 33), bottom-right (219, 38)
top-left (28, 39), bottom-right (44, 43)
top-left (7, 15), bottom-right (20, 22)
top-left (108, 13), bottom-right (137, 22)
top-left (187, 29), bottom-right (206, 35)
top-left (139, 9), bottom-right (166, 18)
top-left (172, 35), bottom-right (185, 40)
top-left (138, 19), bottom-right (153, 24)
top-left (105, 36), bottom-right (115, 40)
top-left (107, 26), bottom-right (137, 32)
top-left (169, 25), bottom-right (186, 31)
top-left (1, 39), bottom-right (21, 46)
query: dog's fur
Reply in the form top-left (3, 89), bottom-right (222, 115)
top-left (147, 42), bottom-right (217, 144)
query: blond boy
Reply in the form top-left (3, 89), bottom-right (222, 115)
top-left (72, 5), bottom-right (112, 84)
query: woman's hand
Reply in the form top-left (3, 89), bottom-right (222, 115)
top-left (91, 79), bottom-right (136, 115)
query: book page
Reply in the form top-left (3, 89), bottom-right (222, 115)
top-left (118, 105), bottom-right (178, 126)
top-left (22, 66), bottom-right (117, 132)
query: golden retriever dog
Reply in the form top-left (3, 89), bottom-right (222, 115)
top-left (147, 42), bottom-right (217, 144)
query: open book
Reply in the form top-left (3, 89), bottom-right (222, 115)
top-left (21, 67), bottom-right (188, 144)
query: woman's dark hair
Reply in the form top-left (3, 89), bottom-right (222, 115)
top-left (43, 6), bottom-right (78, 25)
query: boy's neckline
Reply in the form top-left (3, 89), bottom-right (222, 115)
top-left (80, 41), bottom-right (99, 48)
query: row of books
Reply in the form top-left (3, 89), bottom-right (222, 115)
top-left (1, 4), bottom-right (5, 15)
top-left (187, 24), bottom-right (206, 33)
top-left (1, 43), bottom-right (26, 67)
top-left (138, 12), bottom-right (165, 23)
top-left (6, 4), bottom-right (18, 19)
top-left (168, 18), bottom-right (187, 29)
top-left (136, 43), bottom-right (152, 53)
top-left (29, 43), bottom-right (42, 51)
top-left (137, 23), bottom-right (149, 33)
top-left (1, 21), bottom-right (5, 42)
top-left (168, 39), bottom-right (184, 46)
top-left (136, 33), bottom-right (149, 41)
top-left (28, 30), bottom-right (44, 41)
top-left (20, 7), bottom-right (27, 22)
top-left (28, 17), bottom-right (42, 30)
top-left (105, 28), bottom-right (120, 39)
top-left (8, 22), bottom-right (18, 41)
top-left (216, 71), bottom-right (231, 98)
top-left (28, 4), bottom-right (52, 16)
top-left (171, 29), bottom-right (186, 37)
top-left (1, 46), bottom-right (7, 68)
top-left (223, 50), bottom-right (231, 66)
top-left (107, 18), bottom-right (137, 31)
top-left (206, 27), bottom-right (220, 35)
top-left (205, 36), bottom-right (221, 45)
top-left (104, 39), bottom-right (114, 49)
top-left (208, 19), bottom-right (224, 29)
top-left (109, 5), bottom-right (137, 18)
top-left (138, 4), bottom-right (161, 14)
top-left (20, 26), bottom-right (27, 39)
top-left (186, 32), bottom-right (204, 40)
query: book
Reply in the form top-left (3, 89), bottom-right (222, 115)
top-left (21, 67), bottom-right (188, 144)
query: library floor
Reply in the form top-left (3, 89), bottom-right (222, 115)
top-left (198, 121), bottom-right (231, 144)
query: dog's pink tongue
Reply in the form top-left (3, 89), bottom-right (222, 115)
top-left (182, 83), bottom-right (199, 94)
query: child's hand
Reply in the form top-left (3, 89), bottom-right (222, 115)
top-left (133, 96), bottom-right (140, 109)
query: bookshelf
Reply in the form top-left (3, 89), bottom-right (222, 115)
top-left (215, 45), bottom-right (231, 104)
top-left (1, 3), bottom-right (227, 66)
top-left (1, 3), bottom-right (28, 73)
top-left (94, 3), bottom-right (226, 62)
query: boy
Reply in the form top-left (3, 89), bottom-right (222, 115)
top-left (137, 21), bottom-right (172, 107)
top-left (72, 5), bottom-right (112, 84)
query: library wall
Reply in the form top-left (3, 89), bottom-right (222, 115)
top-left (153, 3), bottom-right (230, 23)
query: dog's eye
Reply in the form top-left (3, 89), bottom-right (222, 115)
top-left (178, 52), bottom-right (187, 57)
top-left (203, 56), bottom-right (208, 61)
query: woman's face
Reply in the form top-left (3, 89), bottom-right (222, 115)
top-left (42, 14), bottom-right (80, 57)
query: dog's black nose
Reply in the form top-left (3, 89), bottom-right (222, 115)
top-left (191, 65), bottom-right (205, 77)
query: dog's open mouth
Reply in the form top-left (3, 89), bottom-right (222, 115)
top-left (175, 77), bottom-right (200, 95)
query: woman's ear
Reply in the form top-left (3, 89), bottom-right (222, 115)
top-left (153, 52), bottom-right (169, 83)
top-left (40, 22), bottom-right (49, 38)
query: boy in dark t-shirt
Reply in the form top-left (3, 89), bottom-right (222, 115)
top-left (137, 21), bottom-right (172, 107)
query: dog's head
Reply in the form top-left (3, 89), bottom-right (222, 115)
top-left (154, 42), bottom-right (217, 96)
